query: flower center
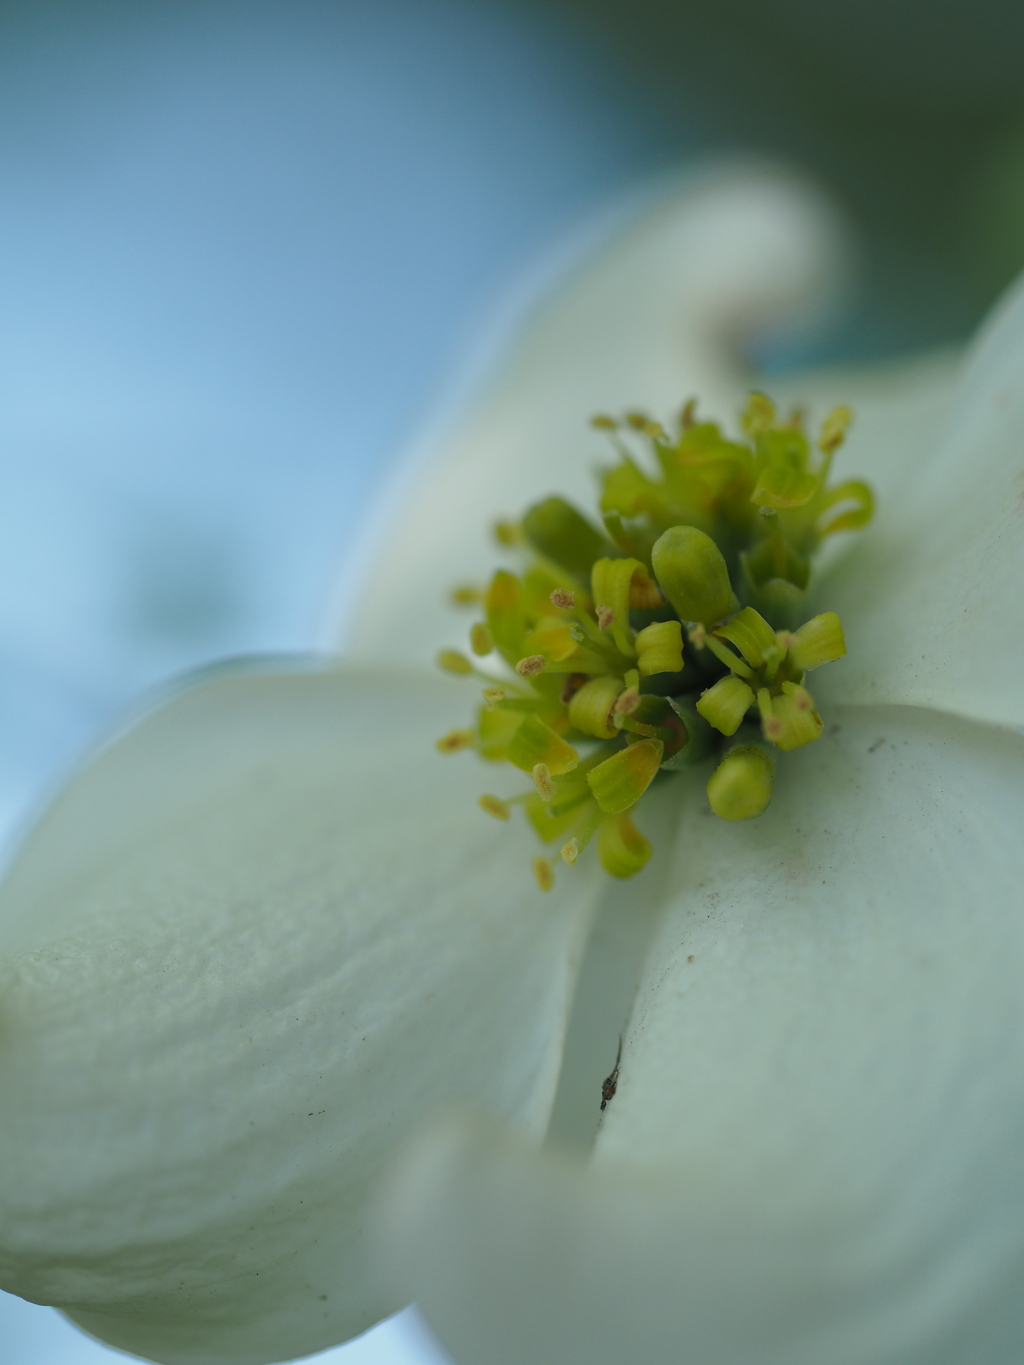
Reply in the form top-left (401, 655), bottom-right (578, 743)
top-left (437, 392), bottom-right (873, 888)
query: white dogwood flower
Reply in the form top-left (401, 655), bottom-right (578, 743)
top-left (2, 163), bottom-right (1018, 1365)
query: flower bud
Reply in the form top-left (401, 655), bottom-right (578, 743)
top-left (522, 497), bottom-right (610, 578)
top-left (706, 742), bottom-right (774, 821)
top-left (651, 525), bottom-right (733, 626)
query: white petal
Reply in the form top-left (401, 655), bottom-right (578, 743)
top-left (819, 269), bottom-right (1024, 726)
top-left (378, 706), bottom-right (1024, 1365)
top-left (0, 661), bottom-right (598, 1364)
top-left (339, 164), bottom-right (848, 662)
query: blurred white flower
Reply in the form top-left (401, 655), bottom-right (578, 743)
top-left (3, 162), bottom-right (1020, 1365)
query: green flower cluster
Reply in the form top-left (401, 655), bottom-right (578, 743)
top-left (438, 394), bottom-right (872, 888)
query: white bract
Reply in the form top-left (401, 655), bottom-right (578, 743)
top-left (0, 163), bottom-right (1020, 1365)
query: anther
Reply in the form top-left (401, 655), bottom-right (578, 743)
top-left (482, 687), bottom-right (506, 710)
top-left (533, 857), bottom-right (555, 892)
top-left (560, 838), bottom-right (579, 865)
top-left (515, 655), bottom-right (546, 678)
top-left (591, 414), bottom-right (617, 429)
top-left (479, 795), bottom-right (511, 820)
top-left (436, 729), bottom-right (474, 753)
top-left (550, 588), bottom-right (576, 610)
top-left (450, 584), bottom-right (482, 606)
top-left (613, 686), bottom-right (640, 716)
top-left (533, 763), bottom-right (555, 802)
top-left (757, 688), bottom-right (784, 743)
top-left (470, 622), bottom-right (493, 655)
top-left (597, 605), bottom-right (615, 631)
top-left (437, 649), bottom-right (473, 675)
top-left (493, 520), bottom-right (524, 547)
top-left (770, 683), bottom-right (824, 751)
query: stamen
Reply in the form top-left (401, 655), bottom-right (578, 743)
top-left (437, 649), bottom-right (473, 675)
top-left (757, 687), bottom-right (783, 743)
top-left (770, 683), bottom-right (824, 751)
top-left (591, 556), bottom-right (647, 655)
top-left (613, 686), bottom-right (640, 716)
top-left (702, 632), bottom-right (753, 679)
top-left (533, 857), bottom-right (555, 892)
top-left (494, 520), bottom-right (524, 547)
top-left (450, 584), bottom-right (482, 606)
top-left (533, 763), bottom-right (555, 802)
top-left (561, 802), bottom-right (604, 862)
top-left (515, 655), bottom-right (546, 677)
top-left (478, 794), bottom-right (511, 820)
top-left (436, 729), bottom-right (474, 753)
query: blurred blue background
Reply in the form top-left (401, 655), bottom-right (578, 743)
top-left (0, 0), bottom-right (665, 1359)
top-left (1, 0), bottom-right (1023, 1360)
